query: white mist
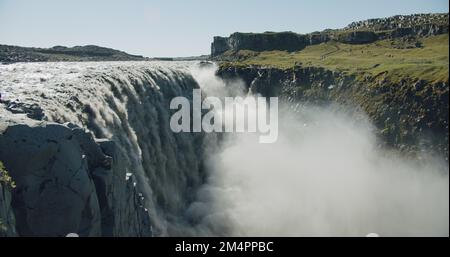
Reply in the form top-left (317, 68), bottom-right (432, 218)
top-left (190, 64), bottom-right (449, 237)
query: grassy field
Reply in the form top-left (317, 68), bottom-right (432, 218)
top-left (221, 34), bottom-right (449, 82)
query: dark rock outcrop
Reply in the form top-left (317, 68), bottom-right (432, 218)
top-left (345, 13), bottom-right (448, 31)
top-left (211, 36), bottom-right (230, 58)
top-left (0, 110), bottom-right (152, 236)
top-left (212, 32), bottom-right (313, 57)
top-left (335, 31), bottom-right (378, 44)
top-left (211, 32), bottom-right (320, 57)
top-left (211, 13), bottom-right (449, 58)
top-left (0, 119), bottom-right (102, 236)
top-left (0, 179), bottom-right (17, 237)
top-left (4, 101), bottom-right (45, 120)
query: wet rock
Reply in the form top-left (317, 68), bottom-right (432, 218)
top-left (0, 181), bottom-right (17, 237)
top-left (0, 111), bottom-right (156, 236)
top-left (5, 101), bottom-right (45, 120)
top-left (0, 119), bottom-right (102, 236)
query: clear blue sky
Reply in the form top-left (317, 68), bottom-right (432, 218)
top-left (0, 0), bottom-right (448, 57)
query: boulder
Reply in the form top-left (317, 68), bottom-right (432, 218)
top-left (0, 119), bottom-right (102, 236)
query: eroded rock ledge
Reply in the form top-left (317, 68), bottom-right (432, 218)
top-left (0, 110), bottom-right (151, 236)
top-left (0, 178), bottom-right (16, 237)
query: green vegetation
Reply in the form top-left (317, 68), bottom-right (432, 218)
top-left (0, 161), bottom-right (15, 234)
top-left (220, 34), bottom-right (449, 83)
top-left (0, 161), bottom-right (15, 189)
top-left (0, 220), bottom-right (6, 233)
top-left (218, 33), bottom-right (449, 156)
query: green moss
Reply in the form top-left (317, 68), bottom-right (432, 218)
top-left (0, 161), bottom-right (15, 189)
top-left (0, 219), bottom-right (6, 233)
top-left (0, 161), bottom-right (14, 235)
top-left (220, 49), bottom-right (449, 156)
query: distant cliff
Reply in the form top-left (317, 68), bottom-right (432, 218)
top-left (211, 13), bottom-right (449, 58)
top-left (212, 12), bottom-right (449, 158)
top-left (0, 45), bottom-right (146, 63)
top-left (211, 32), bottom-right (316, 57)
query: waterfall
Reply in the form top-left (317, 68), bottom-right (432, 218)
top-left (0, 61), bottom-right (448, 237)
top-left (0, 61), bottom-right (209, 236)
top-left (191, 64), bottom-right (449, 236)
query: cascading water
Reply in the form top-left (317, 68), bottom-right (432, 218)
top-left (0, 61), bottom-right (448, 236)
top-left (0, 61), bottom-right (209, 236)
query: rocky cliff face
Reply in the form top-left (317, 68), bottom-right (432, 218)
top-left (0, 173), bottom-right (16, 237)
top-left (211, 13), bottom-right (449, 58)
top-left (0, 62), bottom-right (207, 236)
top-left (0, 114), bottom-right (159, 236)
top-left (211, 32), bottom-right (321, 57)
top-left (217, 65), bottom-right (449, 158)
top-left (345, 13), bottom-right (448, 31)
top-left (1, 117), bottom-right (103, 236)
top-left (211, 32), bottom-right (315, 57)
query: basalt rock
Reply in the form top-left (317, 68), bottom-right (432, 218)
top-left (211, 13), bottom-right (449, 59)
top-left (335, 31), bottom-right (378, 44)
top-left (0, 110), bottom-right (151, 236)
top-left (211, 32), bottom-right (323, 58)
top-left (217, 65), bottom-right (449, 159)
top-left (0, 180), bottom-right (17, 237)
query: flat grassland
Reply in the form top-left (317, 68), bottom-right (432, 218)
top-left (221, 34), bottom-right (449, 82)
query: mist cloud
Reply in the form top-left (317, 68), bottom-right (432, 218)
top-left (189, 65), bottom-right (449, 237)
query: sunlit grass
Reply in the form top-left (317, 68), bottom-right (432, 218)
top-left (222, 34), bottom-right (449, 82)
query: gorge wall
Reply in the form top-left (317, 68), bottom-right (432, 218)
top-left (0, 165), bottom-right (16, 236)
top-left (217, 65), bottom-right (449, 158)
top-left (0, 61), bottom-right (448, 237)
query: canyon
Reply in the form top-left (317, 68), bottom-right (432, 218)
top-left (0, 12), bottom-right (448, 237)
